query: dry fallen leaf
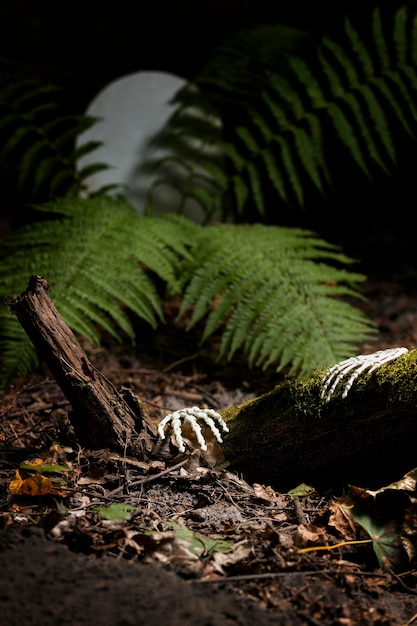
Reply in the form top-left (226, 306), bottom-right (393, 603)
top-left (9, 469), bottom-right (71, 497)
top-left (332, 479), bottom-right (417, 572)
top-left (210, 540), bottom-right (252, 575)
top-left (329, 499), bottom-right (361, 541)
top-left (293, 523), bottom-right (330, 548)
top-left (8, 456), bottom-right (72, 497)
top-left (253, 483), bottom-right (284, 503)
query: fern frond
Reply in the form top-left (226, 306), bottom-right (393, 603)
top-left (154, 6), bottom-right (417, 219)
top-left (142, 83), bottom-right (226, 222)
top-left (0, 78), bottom-right (109, 200)
top-left (178, 224), bottom-right (375, 378)
top-left (0, 313), bottom-right (39, 386)
top-left (0, 196), bottom-right (196, 387)
top-left (0, 195), bottom-right (375, 385)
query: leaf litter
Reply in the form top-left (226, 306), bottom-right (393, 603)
top-left (2, 280), bottom-right (417, 624)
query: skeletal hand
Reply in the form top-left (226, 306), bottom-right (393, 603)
top-left (320, 347), bottom-right (409, 402)
top-left (158, 406), bottom-right (229, 452)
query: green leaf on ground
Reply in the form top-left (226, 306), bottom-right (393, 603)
top-left (95, 503), bottom-right (136, 521)
top-left (19, 463), bottom-right (70, 474)
top-left (287, 483), bottom-right (315, 498)
top-left (334, 483), bottom-right (414, 572)
top-left (166, 521), bottom-right (234, 556)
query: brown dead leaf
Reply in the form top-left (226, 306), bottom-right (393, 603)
top-left (141, 529), bottom-right (201, 567)
top-left (293, 523), bottom-right (330, 548)
top-left (253, 483), bottom-right (282, 502)
top-left (209, 540), bottom-right (252, 575)
top-left (9, 469), bottom-right (70, 497)
top-left (328, 500), bottom-right (361, 541)
top-left (377, 468), bottom-right (417, 495)
top-left (8, 454), bottom-right (72, 498)
top-left (332, 484), bottom-right (414, 572)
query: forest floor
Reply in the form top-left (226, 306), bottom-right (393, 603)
top-left (1, 273), bottom-right (417, 626)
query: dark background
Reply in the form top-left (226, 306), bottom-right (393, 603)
top-left (0, 1), bottom-right (367, 108)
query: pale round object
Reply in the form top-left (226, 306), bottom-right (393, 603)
top-left (76, 71), bottom-right (221, 222)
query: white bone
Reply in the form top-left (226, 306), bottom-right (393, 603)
top-left (321, 347), bottom-right (409, 402)
top-left (158, 406), bottom-right (229, 452)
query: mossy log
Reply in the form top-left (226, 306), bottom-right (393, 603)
top-left (220, 349), bottom-right (417, 490)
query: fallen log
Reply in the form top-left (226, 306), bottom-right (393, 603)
top-left (7, 275), bottom-right (417, 490)
top-left (220, 348), bottom-right (417, 490)
top-left (7, 275), bottom-right (151, 456)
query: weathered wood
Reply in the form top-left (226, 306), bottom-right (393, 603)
top-left (7, 275), bottom-right (149, 455)
top-left (221, 349), bottom-right (417, 490)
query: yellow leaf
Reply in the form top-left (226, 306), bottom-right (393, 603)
top-left (9, 470), bottom-right (53, 496)
top-left (8, 446), bottom-right (73, 498)
top-left (9, 468), bottom-right (71, 497)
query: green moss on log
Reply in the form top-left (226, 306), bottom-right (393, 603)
top-left (219, 349), bottom-right (417, 490)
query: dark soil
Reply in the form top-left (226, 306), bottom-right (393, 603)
top-left (1, 275), bottom-right (417, 626)
top-left (0, 527), bottom-right (283, 626)
top-left (1, 525), bottom-right (415, 626)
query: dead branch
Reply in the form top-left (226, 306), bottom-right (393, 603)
top-left (7, 275), bottom-right (151, 455)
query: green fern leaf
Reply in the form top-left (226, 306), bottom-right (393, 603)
top-left (262, 151), bottom-right (287, 204)
top-left (0, 311), bottom-right (39, 387)
top-left (345, 17), bottom-right (374, 78)
top-left (235, 126), bottom-right (259, 154)
top-left (222, 142), bottom-right (246, 172)
top-left (1, 125), bottom-right (34, 154)
top-left (246, 161), bottom-right (266, 213)
top-left (139, 82), bottom-right (225, 220)
top-left (48, 168), bottom-right (78, 196)
top-left (192, 159), bottom-right (228, 190)
top-left (371, 75), bottom-right (414, 137)
top-left (70, 140), bottom-right (103, 162)
top-left (156, 6), bottom-right (417, 218)
top-left (0, 78), bottom-right (110, 200)
top-left (0, 197), bottom-right (196, 387)
top-left (319, 41), bottom-right (388, 172)
top-left (335, 22), bottom-right (396, 167)
top-left (18, 141), bottom-right (48, 190)
top-left (372, 8), bottom-right (390, 70)
top-left (360, 85), bottom-right (396, 165)
top-left (32, 155), bottom-right (62, 196)
top-left (394, 6), bottom-right (407, 65)
top-left (178, 224), bottom-right (374, 378)
top-left (231, 175), bottom-right (249, 212)
top-left (411, 9), bottom-right (417, 64)
top-left (76, 162), bottom-right (112, 181)
top-left (276, 136), bottom-right (304, 205)
top-left (256, 89), bottom-right (322, 197)
top-left (265, 73), bottom-right (327, 192)
top-left (327, 102), bottom-right (372, 178)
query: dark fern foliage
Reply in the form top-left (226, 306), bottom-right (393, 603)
top-left (142, 83), bottom-right (226, 224)
top-left (0, 78), bottom-right (111, 201)
top-left (0, 196), bottom-right (197, 387)
top-left (154, 5), bottom-right (417, 220)
top-left (177, 224), bottom-right (375, 378)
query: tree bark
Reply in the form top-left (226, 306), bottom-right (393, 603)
top-left (7, 275), bottom-right (150, 455)
top-left (220, 348), bottom-right (417, 490)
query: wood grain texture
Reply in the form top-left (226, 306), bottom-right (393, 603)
top-left (7, 275), bottom-right (149, 454)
